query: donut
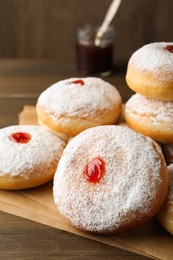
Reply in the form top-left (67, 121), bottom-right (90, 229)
top-left (157, 164), bottom-right (173, 235)
top-left (125, 93), bottom-right (173, 143)
top-left (36, 77), bottom-right (122, 139)
top-left (0, 125), bottom-right (66, 190)
top-left (126, 42), bottom-right (173, 101)
top-left (53, 125), bottom-right (168, 234)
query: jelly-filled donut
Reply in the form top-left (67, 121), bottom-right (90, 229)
top-left (53, 125), bottom-right (168, 234)
top-left (0, 125), bottom-right (66, 190)
top-left (126, 42), bottom-right (173, 101)
top-left (157, 164), bottom-right (173, 235)
top-left (36, 77), bottom-right (122, 139)
top-left (125, 93), bottom-right (173, 144)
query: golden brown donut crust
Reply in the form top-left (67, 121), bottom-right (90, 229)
top-left (37, 102), bottom-right (122, 137)
top-left (125, 94), bottom-right (173, 144)
top-left (0, 172), bottom-right (54, 190)
top-left (126, 66), bottom-right (173, 101)
top-left (125, 112), bottom-right (173, 144)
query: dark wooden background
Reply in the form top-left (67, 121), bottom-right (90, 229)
top-left (0, 0), bottom-right (172, 70)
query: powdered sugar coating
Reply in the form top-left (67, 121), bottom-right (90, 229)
top-left (125, 94), bottom-right (173, 125)
top-left (53, 125), bottom-right (165, 233)
top-left (129, 42), bottom-right (173, 82)
top-left (0, 125), bottom-right (66, 178)
top-left (36, 77), bottom-right (121, 119)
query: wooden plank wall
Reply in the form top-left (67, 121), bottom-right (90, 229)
top-left (0, 0), bottom-right (172, 68)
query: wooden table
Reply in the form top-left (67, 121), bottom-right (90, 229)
top-left (0, 59), bottom-right (151, 260)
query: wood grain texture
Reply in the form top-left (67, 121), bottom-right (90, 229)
top-left (0, 211), bottom-right (151, 259)
top-left (0, 0), bottom-right (172, 67)
top-left (0, 59), bottom-right (133, 102)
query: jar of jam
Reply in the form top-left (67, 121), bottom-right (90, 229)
top-left (76, 24), bottom-right (114, 76)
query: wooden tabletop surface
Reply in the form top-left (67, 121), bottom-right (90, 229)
top-left (0, 59), bottom-right (152, 260)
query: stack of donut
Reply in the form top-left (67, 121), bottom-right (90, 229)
top-left (124, 42), bottom-right (173, 235)
top-left (125, 42), bottom-right (173, 165)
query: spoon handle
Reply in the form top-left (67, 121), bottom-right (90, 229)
top-left (95, 0), bottom-right (122, 45)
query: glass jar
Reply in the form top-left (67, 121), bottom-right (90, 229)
top-left (75, 24), bottom-right (114, 76)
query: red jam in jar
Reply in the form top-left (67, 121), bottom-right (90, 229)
top-left (9, 132), bottom-right (31, 143)
top-left (76, 24), bottom-right (114, 76)
top-left (83, 157), bottom-right (105, 184)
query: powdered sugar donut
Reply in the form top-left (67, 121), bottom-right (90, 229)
top-left (126, 42), bottom-right (173, 100)
top-left (125, 93), bottom-right (173, 143)
top-left (0, 125), bottom-right (66, 190)
top-left (36, 77), bottom-right (122, 139)
top-left (157, 164), bottom-right (173, 235)
top-left (53, 125), bottom-right (168, 234)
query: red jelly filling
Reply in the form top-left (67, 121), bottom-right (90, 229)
top-left (165, 45), bottom-right (173, 53)
top-left (71, 79), bottom-right (84, 86)
top-left (9, 132), bottom-right (31, 143)
top-left (83, 158), bottom-right (105, 183)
